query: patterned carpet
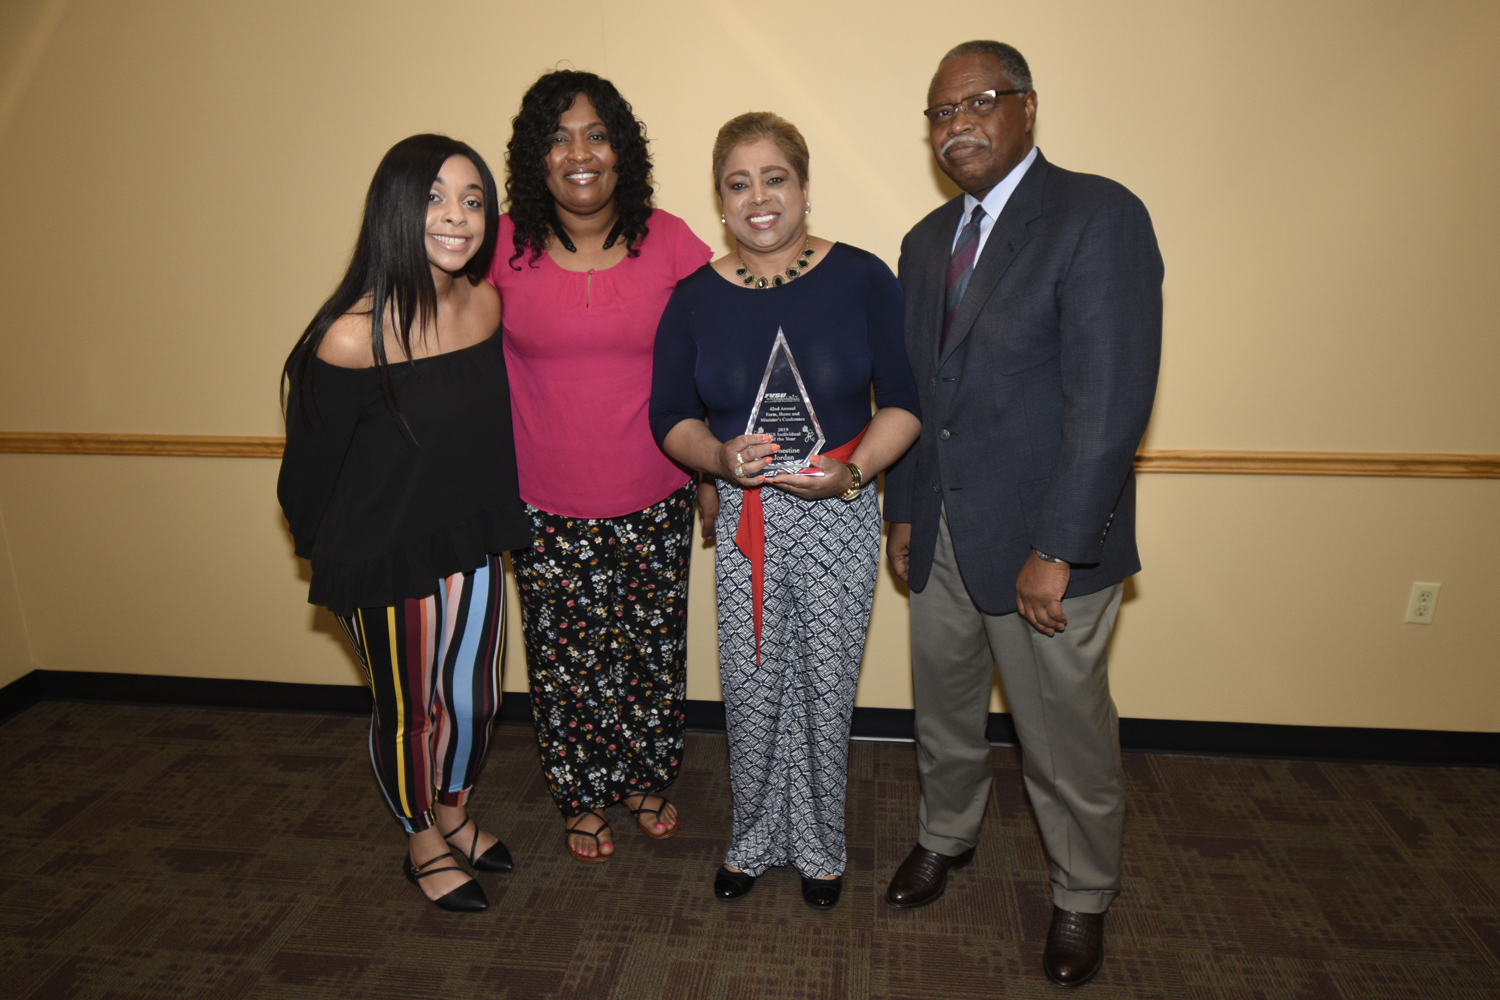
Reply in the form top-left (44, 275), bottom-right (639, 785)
top-left (0, 701), bottom-right (1497, 999)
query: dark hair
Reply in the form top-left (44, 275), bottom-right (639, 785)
top-left (282, 134), bottom-right (500, 426)
top-left (712, 111), bottom-right (810, 190)
top-left (504, 70), bottom-right (653, 268)
top-left (940, 40), bottom-right (1033, 93)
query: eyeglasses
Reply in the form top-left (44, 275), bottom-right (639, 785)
top-left (924, 89), bottom-right (1028, 125)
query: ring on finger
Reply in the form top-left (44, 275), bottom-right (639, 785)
top-left (735, 463), bottom-right (745, 478)
top-left (735, 451), bottom-right (743, 464)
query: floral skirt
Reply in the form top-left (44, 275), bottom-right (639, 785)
top-left (512, 481), bottom-right (694, 815)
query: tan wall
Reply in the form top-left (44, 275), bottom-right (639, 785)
top-left (1, 1), bottom-right (1497, 730)
top-left (0, 499), bottom-right (36, 688)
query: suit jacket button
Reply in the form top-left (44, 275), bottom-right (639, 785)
top-left (932, 484), bottom-right (940, 492)
top-left (940, 429), bottom-right (951, 440)
top-left (930, 377), bottom-right (937, 385)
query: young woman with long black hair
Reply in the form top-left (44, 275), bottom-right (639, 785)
top-left (278, 134), bottom-right (531, 912)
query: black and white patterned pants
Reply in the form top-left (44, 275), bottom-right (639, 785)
top-left (714, 480), bottom-right (882, 878)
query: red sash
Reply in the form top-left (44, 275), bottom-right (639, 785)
top-left (734, 425), bottom-right (868, 665)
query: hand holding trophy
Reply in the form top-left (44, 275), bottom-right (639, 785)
top-left (716, 433), bottom-right (779, 485)
top-left (766, 451), bottom-right (857, 500)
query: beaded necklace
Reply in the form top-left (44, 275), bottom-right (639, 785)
top-left (736, 237), bottom-right (816, 288)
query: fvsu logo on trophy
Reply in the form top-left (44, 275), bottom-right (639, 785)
top-left (746, 328), bottom-right (825, 477)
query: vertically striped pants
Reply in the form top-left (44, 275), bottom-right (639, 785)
top-left (714, 481), bottom-right (882, 878)
top-left (334, 555), bottom-right (506, 834)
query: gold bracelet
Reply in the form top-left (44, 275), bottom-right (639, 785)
top-left (838, 462), bottom-right (863, 501)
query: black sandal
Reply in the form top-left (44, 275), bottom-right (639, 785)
top-left (626, 794), bottom-right (679, 840)
top-left (403, 850), bottom-right (488, 912)
top-left (441, 814), bottom-right (514, 873)
top-left (565, 809), bottom-right (613, 864)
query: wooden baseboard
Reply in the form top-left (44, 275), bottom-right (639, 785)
top-left (2, 671), bottom-right (1495, 767)
top-left (2, 432), bottom-right (1497, 477)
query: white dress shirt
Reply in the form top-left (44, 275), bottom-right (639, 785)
top-left (950, 144), bottom-right (1040, 257)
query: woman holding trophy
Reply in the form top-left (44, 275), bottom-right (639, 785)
top-left (650, 112), bottom-right (920, 909)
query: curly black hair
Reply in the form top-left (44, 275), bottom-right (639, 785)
top-left (505, 70), bottom-right (654, 269)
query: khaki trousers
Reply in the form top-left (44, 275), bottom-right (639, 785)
top-left (910, 508), bottom-right (1124, 914)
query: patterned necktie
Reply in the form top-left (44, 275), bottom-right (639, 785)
top-left (940, 204), bottom-right (986, 352)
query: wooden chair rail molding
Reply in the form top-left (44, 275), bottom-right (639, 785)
top-left (1132, 449), bottom-right (1500, 478)
top-left (1, 432), bottom-right (1498, 477)
top-left (0, 432), bottom-right (285, 459)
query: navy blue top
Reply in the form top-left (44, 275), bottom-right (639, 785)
top-left (650, 243), bottom-right (920, 452)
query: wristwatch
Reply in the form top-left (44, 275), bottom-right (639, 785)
top-left (1033, 549), bottom-right (1067, 564)
top-left (838, 462), bottom-right (863, 501)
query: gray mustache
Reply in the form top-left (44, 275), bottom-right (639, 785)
top-left (941, 135), bottom-right (990, 156)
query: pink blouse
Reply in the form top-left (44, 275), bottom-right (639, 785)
top-left (489, 209), bottom-right (712, 518)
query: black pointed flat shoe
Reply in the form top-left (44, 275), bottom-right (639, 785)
top-left (441, 814), bottom-right (514, 873)
top-left (403, 850), bottom-right (489, 912)
top-left (801, 874), bottom-right (843, 909)
top-left (714, 865), bottom-right (756, 900)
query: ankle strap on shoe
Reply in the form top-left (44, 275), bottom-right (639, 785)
top-left (410, 850), bottom-right (463, 878)
top-left (439, 814), bottom-right (475, 842)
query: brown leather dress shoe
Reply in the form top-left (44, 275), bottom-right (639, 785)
top-left (1043, 906), bottom-right (1104, 987)
top-left (884, 844), bottom-right (976, 908)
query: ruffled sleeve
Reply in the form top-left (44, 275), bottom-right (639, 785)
top-left (276, 362), bottom-right (377, 560)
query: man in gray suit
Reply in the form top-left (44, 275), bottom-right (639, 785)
top-left (883, 40), bottom-right (1163, 988)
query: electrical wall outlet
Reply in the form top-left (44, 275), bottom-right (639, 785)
top-left (1404, 582), bottom-right (1441, 625)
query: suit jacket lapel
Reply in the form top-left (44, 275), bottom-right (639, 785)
top-left (936, 153), bottom-right (1050, 368)
top-left (922, 198), bottom-right (965, 366)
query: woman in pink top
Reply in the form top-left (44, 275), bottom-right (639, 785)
top-left (490, 70), bottom-right (712, 864)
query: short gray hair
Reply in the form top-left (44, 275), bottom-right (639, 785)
top-left (940, 40), bottom-right (1033, 93)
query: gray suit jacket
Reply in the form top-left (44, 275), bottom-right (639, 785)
top-left (884, 151), bottom-right (1163, 615)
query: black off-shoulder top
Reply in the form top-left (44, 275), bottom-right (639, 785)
top-left (277, 333), bottom-right (531, 615)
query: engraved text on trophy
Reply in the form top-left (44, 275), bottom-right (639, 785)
top-left (745, 328), bottom-right (825, 477)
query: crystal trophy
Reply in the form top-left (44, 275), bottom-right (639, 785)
top-left (745, 328), bottom-right (826, 477)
